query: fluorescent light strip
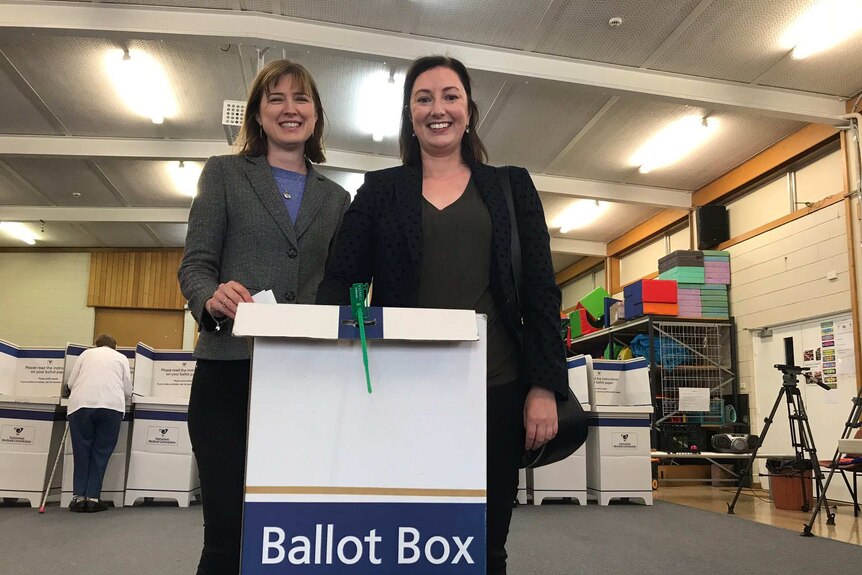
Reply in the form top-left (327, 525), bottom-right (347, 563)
top-left (781, 0), bottom-right (862, 60)
top-left (556, 200), bottom-right (608, 233)
top-left (167, 160), bottom-right (203, 197)
top-left (0, 221), bottom-right (37, 245)
top-left (631, 116), bottom-right (717, 174)
top-left (105, 49), bottom-right (178, 124)
top-left (357, 71), bottom-right (405, 142)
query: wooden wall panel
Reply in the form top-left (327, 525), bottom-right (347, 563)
top-left (88, 250), bottom-right (184, 310)
top-left (94, 308), bottom-right (184, 349)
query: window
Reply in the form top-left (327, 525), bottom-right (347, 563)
top-left (726, 174), bottom-right (789, 238)
top-left (795, 150), bottom-right (844, 206)
top-left (620, 237), bottom-right (665, 286)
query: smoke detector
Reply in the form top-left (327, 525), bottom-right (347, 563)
top-left (609, 16), bottom-right (623, 28)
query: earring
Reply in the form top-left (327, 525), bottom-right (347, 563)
top-left (411, 131), bottom-right (416, 138)
top-left (466, 126), bottom-right (470, 134)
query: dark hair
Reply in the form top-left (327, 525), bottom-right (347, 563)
top-left (95, 334), bottom-right (117, 349)
top-left (237, 59), bottom-right (327, 164)
top-left (399, 56), bottom-right (488, 167)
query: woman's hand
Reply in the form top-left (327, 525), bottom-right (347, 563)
top-left (524, 386), bottom-right (558, 451)
top-left (205, 281), bottom-right (254, 320)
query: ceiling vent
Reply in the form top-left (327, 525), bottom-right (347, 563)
top-left (222, 99), bottom-right (246, 145)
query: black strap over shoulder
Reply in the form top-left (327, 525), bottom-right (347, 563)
top-left (497, 166), bottom-right (522, 308)
top-left (497, 167), bottom-right (587, 469)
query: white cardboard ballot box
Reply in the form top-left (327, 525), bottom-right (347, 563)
top-left (0, 340), bottom-right (66, 507)
top-left (233, 303), bottom-right (487, 575)
top-left (124, 344), bottom-right (198, 507)
top-left (589, 358), bottom-right (652, 410)
top-left (586, 358), bottom-right (653, 505)
top-left (531, 355), bottom-right (592, 505)
top-left (586, 411), bottom-right (653, 506)
top-left (60, 343), bottom-right (135, 507)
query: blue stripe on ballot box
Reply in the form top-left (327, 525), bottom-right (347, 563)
top-left (241, 502), bottom-right (485, 574)
top-left (337, 306), bottom-right (384, 340)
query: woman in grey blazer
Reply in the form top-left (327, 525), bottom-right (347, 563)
top-left (178, 60), bottom-right (350, 575)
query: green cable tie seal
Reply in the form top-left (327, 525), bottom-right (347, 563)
top-left (350, 283), bottom-right (372, 394)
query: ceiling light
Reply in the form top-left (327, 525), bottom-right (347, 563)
top-left (631, 116), bottom-right (717, 174)
top-left (357, 70), bottom-right (405, 142)
top-left (168, 161), bottom-right (203, 197)
top-left (105, 49), bottom-right (178, 124)
top-left (555, 200), bottom-right (608, 233)
top-left (781, 0), bottom-right (862, 59)
top-left (0, 222), bottom-right (37, 245)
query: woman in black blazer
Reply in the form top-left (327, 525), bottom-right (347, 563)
top-left (317, 56), bottom-right (567, 575)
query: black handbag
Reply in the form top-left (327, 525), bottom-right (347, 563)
top-left (496, 167), bottom-right (588, 469)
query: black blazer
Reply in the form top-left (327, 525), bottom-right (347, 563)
top-left (316, 163), bottom-right (567, 398)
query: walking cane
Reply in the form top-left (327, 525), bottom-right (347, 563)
top-left (38, 425), bottom-right (69, 514)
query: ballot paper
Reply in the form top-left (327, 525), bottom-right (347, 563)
top-left (252, 289), bottom-right (277, 304)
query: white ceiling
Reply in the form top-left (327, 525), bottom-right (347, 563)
top-left (0, 0), bottom-right (859, 271)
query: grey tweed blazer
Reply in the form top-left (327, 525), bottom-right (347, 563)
top-left (178, 154), bottom-right (351, 360)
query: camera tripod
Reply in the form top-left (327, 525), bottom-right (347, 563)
top-left (727, 364), bottom-right (832, 531)
top-left (802, 380), bottom-right (862, 536)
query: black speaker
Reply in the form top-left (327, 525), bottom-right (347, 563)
top-left (696, 205), bottom-right (729, 249)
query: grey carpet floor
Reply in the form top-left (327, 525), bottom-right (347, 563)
top-left (1, 500), bottom-right (859, 574)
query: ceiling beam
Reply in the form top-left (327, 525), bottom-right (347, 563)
top-left (0, 206), bottom-right (190, 223)
top-left (548, 237), bottom-right (606, 257)
top-left (0, 2), bottom-right (848, 124)
top-left (531, 173), bottom-right (690, 209)
top-left (0, 135), bottom-right (232, 160)
top-left (0, 135), bottom-right (692, 208)
top-left (0, 205), bottom-right (607, 256)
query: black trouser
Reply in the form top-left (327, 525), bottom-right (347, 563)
top-left (187, 359), bottom-right (250, 575)
top-left (487, 380), bottom-right (528, 575)
top-left (68, 407), bottom-right (123, 499)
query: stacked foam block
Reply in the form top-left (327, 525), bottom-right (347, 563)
top-left (569, 287), bottom-right (609, 338)
top-left (658, 250), bottom-right (730, 319)
top-left (622, 279), bottom-right (678, 319)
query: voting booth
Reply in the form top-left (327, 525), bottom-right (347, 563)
top-left (124, 343), bottom-right (198, 507)
top-left (516, 469), bottom-right (528, 505)
top-left (531, 354), bottom-right (592, 505)
top-left (0, 339), bottom-right (66, 507)
top-left (59, 343), bottom-right (135, 507)
top-left (233, 303), bottom-right (487, 574)
top-left (586, 358), bottom-right (654, 505)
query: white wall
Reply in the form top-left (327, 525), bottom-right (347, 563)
top-left (727, 203), bottom-right (850, 403)
top-left (0, 253), bottom-right (95, 347)
top-left (0, 252), bottom-right (197, 350)
top-left (560, 266), bottom-right (605, 310)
